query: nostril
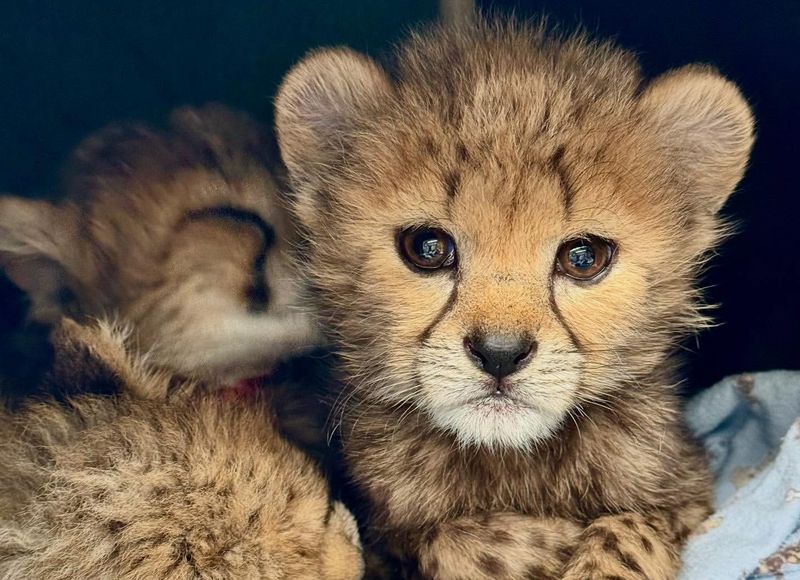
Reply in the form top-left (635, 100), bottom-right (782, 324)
top-left (513, 342), bottom-right (537, 367)
top-left (464, 337), bottom-right (487, 366)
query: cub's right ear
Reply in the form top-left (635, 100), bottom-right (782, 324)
top-left (274, 48), bottom-right (391, 223)
top-left (638, 65), bottom-right (754, 215)
top-left (0, 196), bottom-right (80, 323)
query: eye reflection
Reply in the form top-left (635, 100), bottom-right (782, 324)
top-left (556, 236), bottom-right (614, 281)
top-left (568, 244), bottom-right (595, 270)
top-left (398, 226), bottom-right (457, 271)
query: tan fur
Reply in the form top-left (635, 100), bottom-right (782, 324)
top-left (0, 107), bottom-right (357, 576)
top-left (0, 104), bottom-right (318, 387)
top-left (275, 17), bottom-right (754, 579)
top-left (0, 319), bottom-right (363, 579)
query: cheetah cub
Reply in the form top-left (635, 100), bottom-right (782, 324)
top-left (0, 318), bottom-right (363, 579)
top-left (275, 17), bottom-right (754, 580)
top-left (0, 104), bottom-right (317, 394)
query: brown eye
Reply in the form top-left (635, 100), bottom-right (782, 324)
top-left (398, 226), bottom-right (457, 271)
top-left (555, 236), bottom-right (615, 281)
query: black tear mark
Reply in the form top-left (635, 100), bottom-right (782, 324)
top-left (183, 206), bottom-right (275, 311)
top-left (548, 275), bottom-right (582, 351)
top-left (418, 284), bottom-right (459, 344)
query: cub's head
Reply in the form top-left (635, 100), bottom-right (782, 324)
top-left (0, 105), bottom-right (318, 385)
top-left (275, 19), bottom-right (754, 448)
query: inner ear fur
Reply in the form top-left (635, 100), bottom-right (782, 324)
top-left (638, 64), bottom-right (755, 214)
top-left (274, 47), bottom-right (391, 222)
top-left (0, 196), bottom-right (81, 323)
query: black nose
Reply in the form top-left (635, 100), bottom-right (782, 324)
top-left (464, 334), bottom-right (536, 380)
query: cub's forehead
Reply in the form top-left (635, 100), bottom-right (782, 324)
top-left (82, 166), bottom-right (287, 228)
top-left (386, 24), bottom-right (641, 135)
top-left (360, 107), bottom-right (643, 235)
top-left (347, 26), bottom-right (654, 224)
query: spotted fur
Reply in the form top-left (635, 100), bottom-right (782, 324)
top-left (275, 16), bottom-right (754, 579)
top-left (0, 108), bottom-right (350, 576)
top-left (0, 319), bottom-right (363, 579)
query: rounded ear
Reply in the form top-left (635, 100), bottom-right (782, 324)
top-left (0, 196), bottom-right (81, 322)
top-left (274, 47), bottom-right (391, 207)
top-left (638, 65), bottom-right (755, 214)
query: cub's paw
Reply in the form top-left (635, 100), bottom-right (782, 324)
top-left (320, 501), bottom-right (364, 580)
top-left (417, 513), bottom-right (580, 580)
top-left (561, 514), bottom-right (679, 580)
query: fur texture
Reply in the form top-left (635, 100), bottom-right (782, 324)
top-left (275, 17), bottom-right (754, 579)
top-left (0, 107), bottom-right (355, 576)
top-left (0, 104), bottom-right (317, 387)
top-left (0, 319), bottom-right (363, 580)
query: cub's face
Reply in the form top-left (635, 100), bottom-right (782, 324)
top-left (120, 170), bottom-right (317, 384)
top-left (0, 105), bottom-right (319, 387)
top-left (276, 22), bottom-right (753, 448)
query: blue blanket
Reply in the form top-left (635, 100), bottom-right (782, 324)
top-left (681, 371), bottom-right (800, 579)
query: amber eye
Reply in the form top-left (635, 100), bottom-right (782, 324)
top-left (555, 236), bottom-right (615, 281)
top-left (398, 226), bottom-right (457, 271)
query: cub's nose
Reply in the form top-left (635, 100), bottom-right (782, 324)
top-left (464, 334), bottom-right (536, 380)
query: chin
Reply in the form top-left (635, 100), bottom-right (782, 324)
top-left (429, 397), bottom-right (565, 451)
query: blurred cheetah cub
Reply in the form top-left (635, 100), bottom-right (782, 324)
top-left (275, 17), bottom-right (753, 580)
top-left (0, 318), bottom-right (362, 580)
top-left (0, 104), bottom-right (317, 393)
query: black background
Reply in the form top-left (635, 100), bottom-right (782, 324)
top-left (0, 0), bottom-right (797, 394)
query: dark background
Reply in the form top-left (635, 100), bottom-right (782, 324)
top-left (0, 0), bottom-right (797, 394)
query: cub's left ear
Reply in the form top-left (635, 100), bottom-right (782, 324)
top-left (274, 48), bottom-right (390, 180)
top-left (0, 197), bottom-right (81, 323)
top-left (639, 65), bottom-right (755, 214)
top-left (44, 317), bottom-right (172, 399)
top-left (274, 48), bottom-right (391, 227)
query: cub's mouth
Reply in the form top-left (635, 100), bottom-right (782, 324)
top-left (468, 392), bottom-right (534, 412)
top-left (426, 378), bottom-right (570, 449)
top-left (443, 377), bottom-right (539, 413)
top-left (179, 368), bottom-right (277, 402)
